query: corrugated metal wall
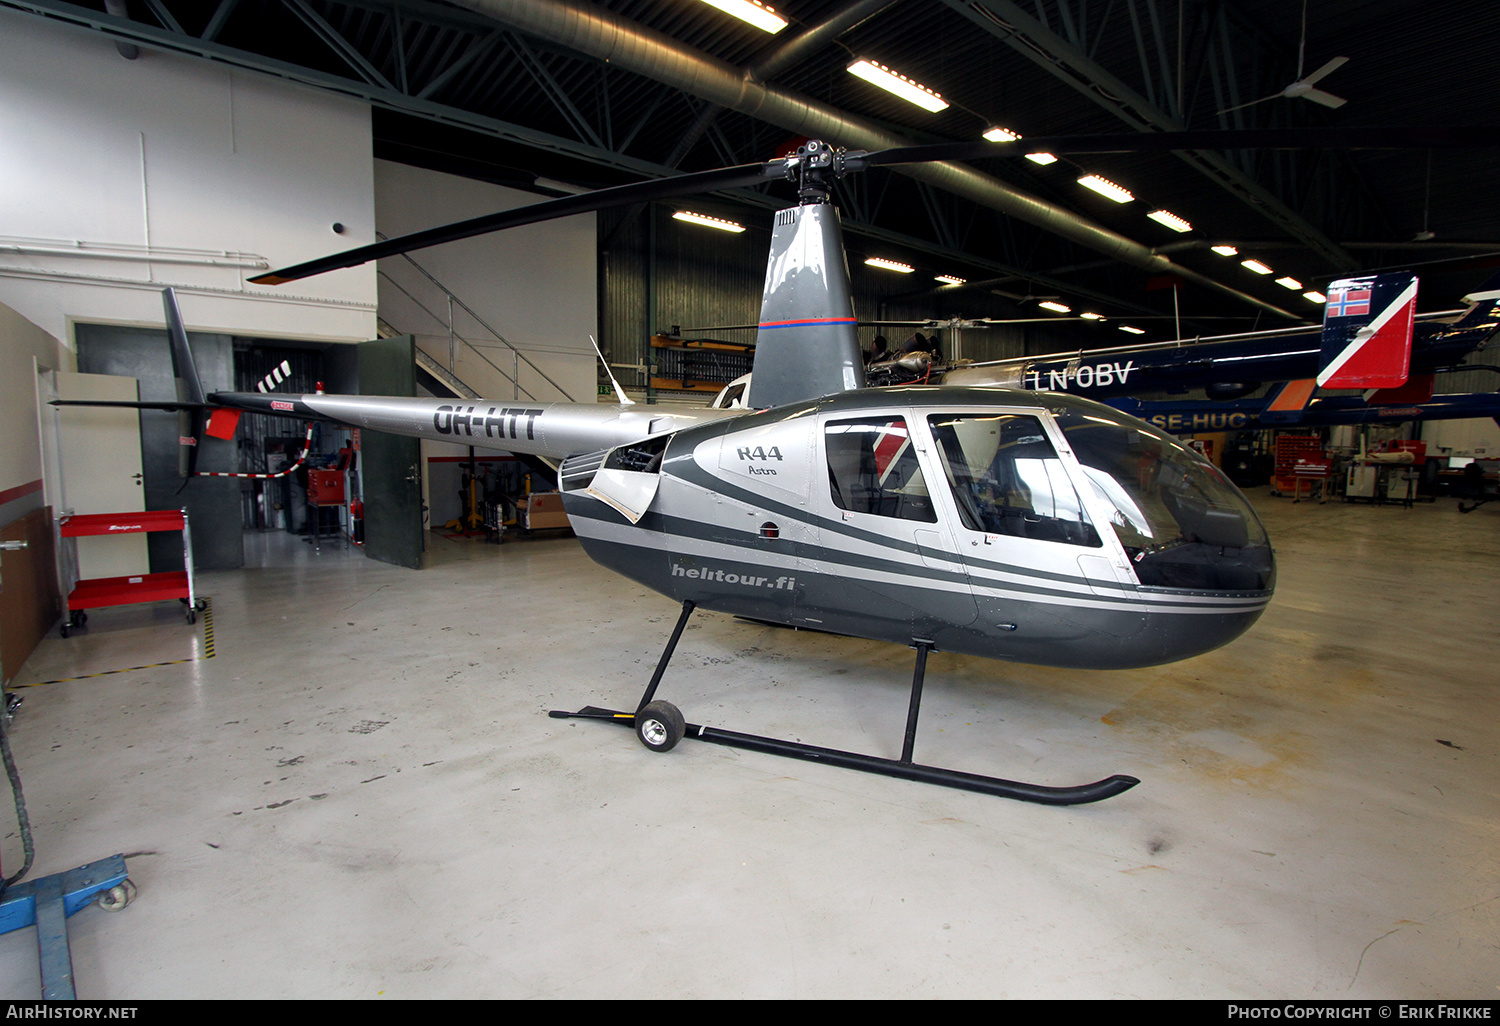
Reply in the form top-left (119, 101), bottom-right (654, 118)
top-left (599, 203), bottom-right (1120, 397)
top-left (1437, 348), bottom-right (1500, 395)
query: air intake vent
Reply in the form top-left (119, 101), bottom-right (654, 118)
top-left (559, 448), bottom-right (610, 491)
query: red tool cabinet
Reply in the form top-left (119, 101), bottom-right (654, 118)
top-left (55, 509), bottom-right (204, 637)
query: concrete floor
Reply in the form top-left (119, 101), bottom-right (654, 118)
top-left (0, 489), bottom-right (1495, 999)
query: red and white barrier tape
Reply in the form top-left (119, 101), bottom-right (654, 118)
top-left (196, 423), bottom-right (315, 479)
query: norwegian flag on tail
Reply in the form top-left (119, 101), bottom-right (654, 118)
top-left (1316, 272), bottom-right (1418, 389)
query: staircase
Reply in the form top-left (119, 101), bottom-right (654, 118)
top-left (376, 239), bottom-right (579, 407)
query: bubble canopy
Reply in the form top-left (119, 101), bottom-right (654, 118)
top-left (1046, 397), bottom-right (1275, 592)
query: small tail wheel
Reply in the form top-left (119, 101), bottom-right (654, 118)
top-left (195, 599), bottom-right (207, 611)
top-left (634, 701), bottom-right (686, 753)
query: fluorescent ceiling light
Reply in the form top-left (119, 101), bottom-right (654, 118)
top-left (1077, 174), bottom-right (1134, 203)
top-left (1241, 259), bottom-right (1274, 275)
top-left (1038, 300), bottom-right (1072, 313)
top-left (1119, 325), bottom-right (1146, 335)
top-left (1147, 210), bottom-right (1192, 233)
top-left (983, 126), bottom-right (1021, 142)
top-left (1275, 276), bottom-right (1303, 290)
top-left (934, 274), bottom-right (966, 285)
top-left (672, 211), bottom-right (745, 233)
top-left (1304, 290), bottom-right (1327, 303)
top-left (1210, 244), bottom-right (1238, 256)
top-left (698, 0), bottom-right (787, 33)
top-left (865, 256), bottom-right (914, 273)
top-left (847, 60), bottom-right (948, 112)
top-left (1080, 312), bottom-right (1105, 320)
top-left (1025, 152), bottom-right (1058, 165)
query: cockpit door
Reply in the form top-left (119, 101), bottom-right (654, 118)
top-left (809, 410), bottom-right (977, 642)
top-left (918, 409), bottom-right (1146, 646)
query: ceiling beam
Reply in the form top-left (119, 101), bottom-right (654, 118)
top-left (448, 0), bottom-right (1302, 320)
top-left (940, 0), bottom-right (1355, 270)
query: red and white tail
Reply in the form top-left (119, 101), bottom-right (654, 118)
top-left (1316, 272), bottom-right (1418, 389)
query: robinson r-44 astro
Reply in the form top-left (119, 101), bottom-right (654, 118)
top-left (91, 129), bottom-right (1483, 806)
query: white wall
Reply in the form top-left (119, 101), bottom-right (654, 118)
top-left (1421, 417), bottom-right (1500, 458)
top-left (375, 160), bottom-right (597, 404)
top-left (0, 11), bottom-right (377, 347)
top-left (0, 303), bottom-right (70, 526)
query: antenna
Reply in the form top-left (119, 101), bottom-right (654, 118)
top-left (589, 335), bottom-right (634, 406)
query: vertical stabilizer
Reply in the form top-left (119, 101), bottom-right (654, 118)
top-left (746, 202), bottom-right (866, 409)
top-left (1317, 271), bottom-right (1418, 388)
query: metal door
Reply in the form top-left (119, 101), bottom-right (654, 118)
top-left (811, 409), bottom-right (977, 643)
top-left (358, 335), bottom-right (425, 569)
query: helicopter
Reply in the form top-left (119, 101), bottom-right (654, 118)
top-left (87, 130), bottom-right (1484, 805)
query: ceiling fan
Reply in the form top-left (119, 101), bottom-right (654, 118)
top-left (1218, 1), bottom-right (1349, 114)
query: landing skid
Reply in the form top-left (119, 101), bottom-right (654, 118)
top-left (550, 601), bottom-right (1139, 807)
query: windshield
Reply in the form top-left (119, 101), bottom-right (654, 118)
top-left (1049, 400), bottom-right (1274, 591)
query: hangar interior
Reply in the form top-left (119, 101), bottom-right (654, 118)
top-left (0, 0), bottom-right (1495, 999)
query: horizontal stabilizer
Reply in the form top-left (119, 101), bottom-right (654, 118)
top-left (1258, 379), bottom-right (1317, 424)
top-left (1317, 272), bottom-right (1417, 389)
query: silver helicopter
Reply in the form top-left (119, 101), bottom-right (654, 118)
top-left (141, 133), bottom-right (1404, 804)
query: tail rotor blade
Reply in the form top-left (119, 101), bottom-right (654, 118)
top-left (163, 287), bottom-right (206, 406)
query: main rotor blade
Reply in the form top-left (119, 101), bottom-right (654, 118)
top-left (252, 162), bottom-right (775, 285)
top-left (858, 127), bottom-right (1494, 168)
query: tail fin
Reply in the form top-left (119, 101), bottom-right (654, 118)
top-left (1316, 271), bottom-right (1418, 389)
top-left (162, 288), bottom-right (209, 480)
top-left (745, 201), bottom-right (866, 410)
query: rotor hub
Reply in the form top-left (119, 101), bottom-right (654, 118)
top-left (784, 140), bottom-right (849, 203)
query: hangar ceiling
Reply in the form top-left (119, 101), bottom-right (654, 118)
top-left (10, 0), bottom-right (1500, 338)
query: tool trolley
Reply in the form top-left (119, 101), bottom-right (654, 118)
top-left (55, 509), bottom-right (205, 637)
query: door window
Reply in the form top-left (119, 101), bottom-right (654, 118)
top-left (926, 413), bottom-right (1101, 547)
top-left (824, 416), bottom-right (936, 522)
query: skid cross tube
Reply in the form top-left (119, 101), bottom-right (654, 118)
top-left (550, 602), bottom-right (1139, 806)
